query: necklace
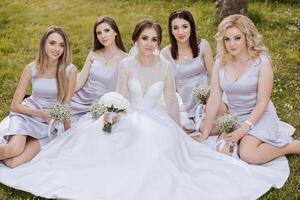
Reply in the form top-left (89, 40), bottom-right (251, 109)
top-left (178, 50), bottom-right (192, 61)
top-left (103, 50), bottom-right (118, 66)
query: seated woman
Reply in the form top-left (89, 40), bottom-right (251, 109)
top-left (0, 18), bottom-right (294, 200)
top-left (0, 26), bottom-right (77, 168)
top-left (161, 10), bottom-right (227, 134)
top-left (197, 14), bottom-right (300, 163)
top-left (71, 16), bottom-right (127, 122)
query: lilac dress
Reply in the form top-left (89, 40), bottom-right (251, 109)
top-left (219, 54), bottom-right (292, 147)
top-left (161, 39), bottom-right (209, 118)
top-left (2, 64), bottom-right (74, 146)
top-left (71, 60), bottom-right (118, 121)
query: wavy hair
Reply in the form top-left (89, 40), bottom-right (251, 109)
top-left (216, 14), bottom-right (268, 65)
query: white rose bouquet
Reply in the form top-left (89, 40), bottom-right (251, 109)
top-left (48, 102), bottom-right (71, 138)
top-left (99, 92), bottom-right (129, 133)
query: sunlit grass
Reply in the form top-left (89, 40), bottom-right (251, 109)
top-left (0, 0), bottom-right (299, 199)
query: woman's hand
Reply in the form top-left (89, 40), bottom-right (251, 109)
top-left (182, 127), bottom-right (195, 134)
top-left (225, 124), bottom-right (249, 143)
top-left (39, 109), bottom-right (51, 123)
top-left (103, 112), bottom-right (120, 125)
top-left (192, 132), bottom-right (209, 143)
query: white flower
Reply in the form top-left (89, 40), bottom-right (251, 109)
top-left (49, 102), bottom-right (71, 122)
top-left (99, 92), bottom-right (129, 111)
top-left (215, 114), bottom-right (239, 134)
top-left (90, 103), bottom-right (106, 120)
top-left (98, 92), bottom-right (129, 133)
top-left (192, 85), bottom-right (210, 104)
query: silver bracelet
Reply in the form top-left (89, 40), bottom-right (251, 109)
top-left (244, 120), bottom-right (254, 130)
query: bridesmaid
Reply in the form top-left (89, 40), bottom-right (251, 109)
top-left (199, 14), bottom-right (300, 163)
top-left (71, 16), bottom-right (127, 122)
top-left (0, 26), bottom-right (77, 168)
top-left (161, 10), bottom-right (226, 132)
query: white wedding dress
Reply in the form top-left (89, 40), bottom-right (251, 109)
top-left (0, 57), bottom-right (290, 200)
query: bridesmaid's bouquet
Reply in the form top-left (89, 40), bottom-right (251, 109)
top-left (190, 85), bottom-right (210, 132)
top-left (215, 114), bottom-right (239, 156)
top-left (215, 114), bottom-right (239, 134)
top-left (90, 102), bottom-right (107, 120)
top-left (99, 92), bottom-right (129, 133)
top-left (48, 102), bottom-right (71, 138)
top-left (192, 85), bottom-right (210, 105)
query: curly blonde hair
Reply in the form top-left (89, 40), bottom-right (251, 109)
top-left (215, 14), bottom-right (268, 65)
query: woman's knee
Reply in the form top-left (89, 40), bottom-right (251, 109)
top-left (8, 144), bottom-right (24, 157)
top-left (239, 149), bottom-right (261, 164)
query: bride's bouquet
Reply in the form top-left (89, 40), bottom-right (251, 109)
top-left (99, 92), bottom-right (129, 133)
top-left (48, 102), bottom-right (71, 138)
top-left (215, 113), bottom-right (239, 157)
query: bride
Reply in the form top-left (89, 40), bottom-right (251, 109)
top-left (0, 19), bottom-right (292, 200)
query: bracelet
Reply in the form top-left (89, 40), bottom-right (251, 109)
top-left (244, 120), bottom-right (254, 130)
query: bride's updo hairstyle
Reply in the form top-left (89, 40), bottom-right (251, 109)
top-left (216, 14), bottom-right (268, 65)
top-left (131, 19), bottom-right (162, 47)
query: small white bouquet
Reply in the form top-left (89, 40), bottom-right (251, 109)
top-left (99, 92), bottom-right (129, 133)
top-left (48, 102), bottom-right (71, 138)
top-left (215, 114), bottom-right (239, 134)
top-left (192, 85), bottom-right (210, 105)
top-left (189, 85), bottom-right (210, 132)
top-left (90, 102), bottom-right (107, 120)
top-left (215, 114), bottom-right (239, 156)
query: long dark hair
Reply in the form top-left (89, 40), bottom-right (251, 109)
top-left (132, 18), bottom-right (162, 47)
top-left (93, 16), bottom-right (126, 52)
top-left (168, 10), bottom-right (199, 59)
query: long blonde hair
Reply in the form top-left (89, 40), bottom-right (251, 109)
top-left (216, 14), bottom-right (268, 65)
top-left (36, 26), bottom-right (71, 102)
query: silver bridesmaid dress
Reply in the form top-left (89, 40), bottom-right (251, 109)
top-left (71, 60), bottom-right (118, 121)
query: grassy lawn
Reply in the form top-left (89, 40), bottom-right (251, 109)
top-left (0, 0), bottom-right (299, 199)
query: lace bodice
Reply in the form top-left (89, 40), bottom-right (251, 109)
top-left (117, 56), bottom-right (180, 123)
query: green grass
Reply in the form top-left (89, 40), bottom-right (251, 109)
top-left (0, 0), bottom-right (299, 199)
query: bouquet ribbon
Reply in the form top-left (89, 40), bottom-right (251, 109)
top-left (216, 139), bottom-right (239, 159)
top-left (194, 104), bottom-right (204, 131)
top-left (47, 119), bottom-right (65, 138)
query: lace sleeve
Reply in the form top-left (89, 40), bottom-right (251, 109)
top-left (117, 61), bottom-right (129, 99)
top-left (164, 62), bottom-right (180, 124)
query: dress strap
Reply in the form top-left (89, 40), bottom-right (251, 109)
top-left (198, 39), bottom-right (206, 58)
top-left (66, 64), bottom-right (74, 75)
top-left (31, 64), bottom-right (38, 77)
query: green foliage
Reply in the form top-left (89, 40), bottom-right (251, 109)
top-left (248, 10), bottom-right (264, 25)
top-left (253, 0), bottom-right (300, 4)
top-left (0, 0), bottom-right (299, 199)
